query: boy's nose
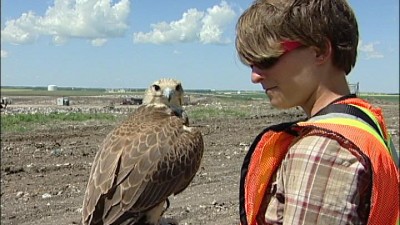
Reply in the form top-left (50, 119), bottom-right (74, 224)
top-left (251, 71), bottom-right (264, 84)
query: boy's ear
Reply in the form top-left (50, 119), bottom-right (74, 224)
top-left (314, 39), bottom-right (332, 64)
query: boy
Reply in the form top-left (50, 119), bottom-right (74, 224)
top-left (236, 1), bottom-right (399, 224)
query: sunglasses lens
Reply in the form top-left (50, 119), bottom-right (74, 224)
top-left (257, 57), bottom-right (280, 69)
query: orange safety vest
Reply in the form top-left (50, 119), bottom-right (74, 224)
top-left (239, 98), bottom-right (399, 225)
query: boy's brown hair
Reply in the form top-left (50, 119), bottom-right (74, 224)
top-left (236, 0), bottom-right (359, 74)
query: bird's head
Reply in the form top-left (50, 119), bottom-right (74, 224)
top-left (143, 78), bottom-right (184, 109)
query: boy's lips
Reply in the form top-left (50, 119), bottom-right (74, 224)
top-left (265, 86), bottom-right (277, 91)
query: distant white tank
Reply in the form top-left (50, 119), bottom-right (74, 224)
top-left (48, 85), bottom-right (57, 91)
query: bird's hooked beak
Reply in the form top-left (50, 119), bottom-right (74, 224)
top-left (163, 88), bottom-right (174, 102)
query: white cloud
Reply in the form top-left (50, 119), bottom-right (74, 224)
top-left (52, 35), bottom-right (68, 45)
top-left (358, 40), bottom-right (384, 59)
top-left (1, 11), bottom-right (40, 44)
top-left (91, 38), bottom-right (108, 46)
top-left (1, 50), bottom-right (9, 58)
top-left (1, 0), bottom-right (130, 45)
top-left (133, 1), bottom-right (236, 45)
top-left (199, 1), bottom-right (236, 44)
top-left (133, 8), bottom-right (204, 44)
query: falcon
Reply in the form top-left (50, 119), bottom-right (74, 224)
top-left (81, 78), bottom-right (204, 225)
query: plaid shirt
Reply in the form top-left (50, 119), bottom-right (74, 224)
top-left (261, 130), bottom-right (372, 225)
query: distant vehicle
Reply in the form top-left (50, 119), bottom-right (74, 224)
top-left (1, 97), bottom-right (12, 109)
top-left (121, 97), bottom-right (143, 105)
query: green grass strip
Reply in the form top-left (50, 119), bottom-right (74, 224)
top-left (188, 107), bottom-right (249, 120)
top-left (1, 112), bottom-right (117, 133)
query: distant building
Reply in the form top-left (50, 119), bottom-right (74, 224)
top-left (48, 85), bottom-right (57, 91)
top-left (349, 82), bottom-right (359, 95)
top-left (106, 88), bottom-right (126, 93)
top-left (57, 97), bottom-right (69, 106)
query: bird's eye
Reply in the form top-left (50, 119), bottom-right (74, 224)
top-left (153, 85), bottom-right (160, 91)
top-left (175, 84), bottom-right (182, 91)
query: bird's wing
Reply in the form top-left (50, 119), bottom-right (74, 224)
top-left (82, 105), bottom-right (203, 225)
top-left (131, 115), bottom-right (204, 210)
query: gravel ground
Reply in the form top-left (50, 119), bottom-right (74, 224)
top-left (1, 96), bottom-right (398, 225)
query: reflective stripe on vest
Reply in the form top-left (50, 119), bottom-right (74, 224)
top-left (333, 98), bottom-right (398, 161)
top-left (307, 117), bottom-right (386, 147)
top-left (346, 104), bottom-right (399, 167)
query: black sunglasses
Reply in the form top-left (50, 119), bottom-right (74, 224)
top-left (254, 57), bottom-right (281, 70)
top-left (252, 41), bottom-right (303, 70)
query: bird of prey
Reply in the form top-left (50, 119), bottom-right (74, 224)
top-left (81, 78), bottom-right (204, 225)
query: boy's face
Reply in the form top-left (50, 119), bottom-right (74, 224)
top-left (250, 46), bottom-right (321, 110)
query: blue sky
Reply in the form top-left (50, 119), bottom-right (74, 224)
top-left (1, 0), bottom-right (399, 93)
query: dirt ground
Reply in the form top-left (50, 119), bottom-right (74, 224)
top-left (1, 95), bottom-right (398, 225)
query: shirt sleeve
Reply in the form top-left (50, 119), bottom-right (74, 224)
top-left (264, 135), bottom-right (371, 225)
